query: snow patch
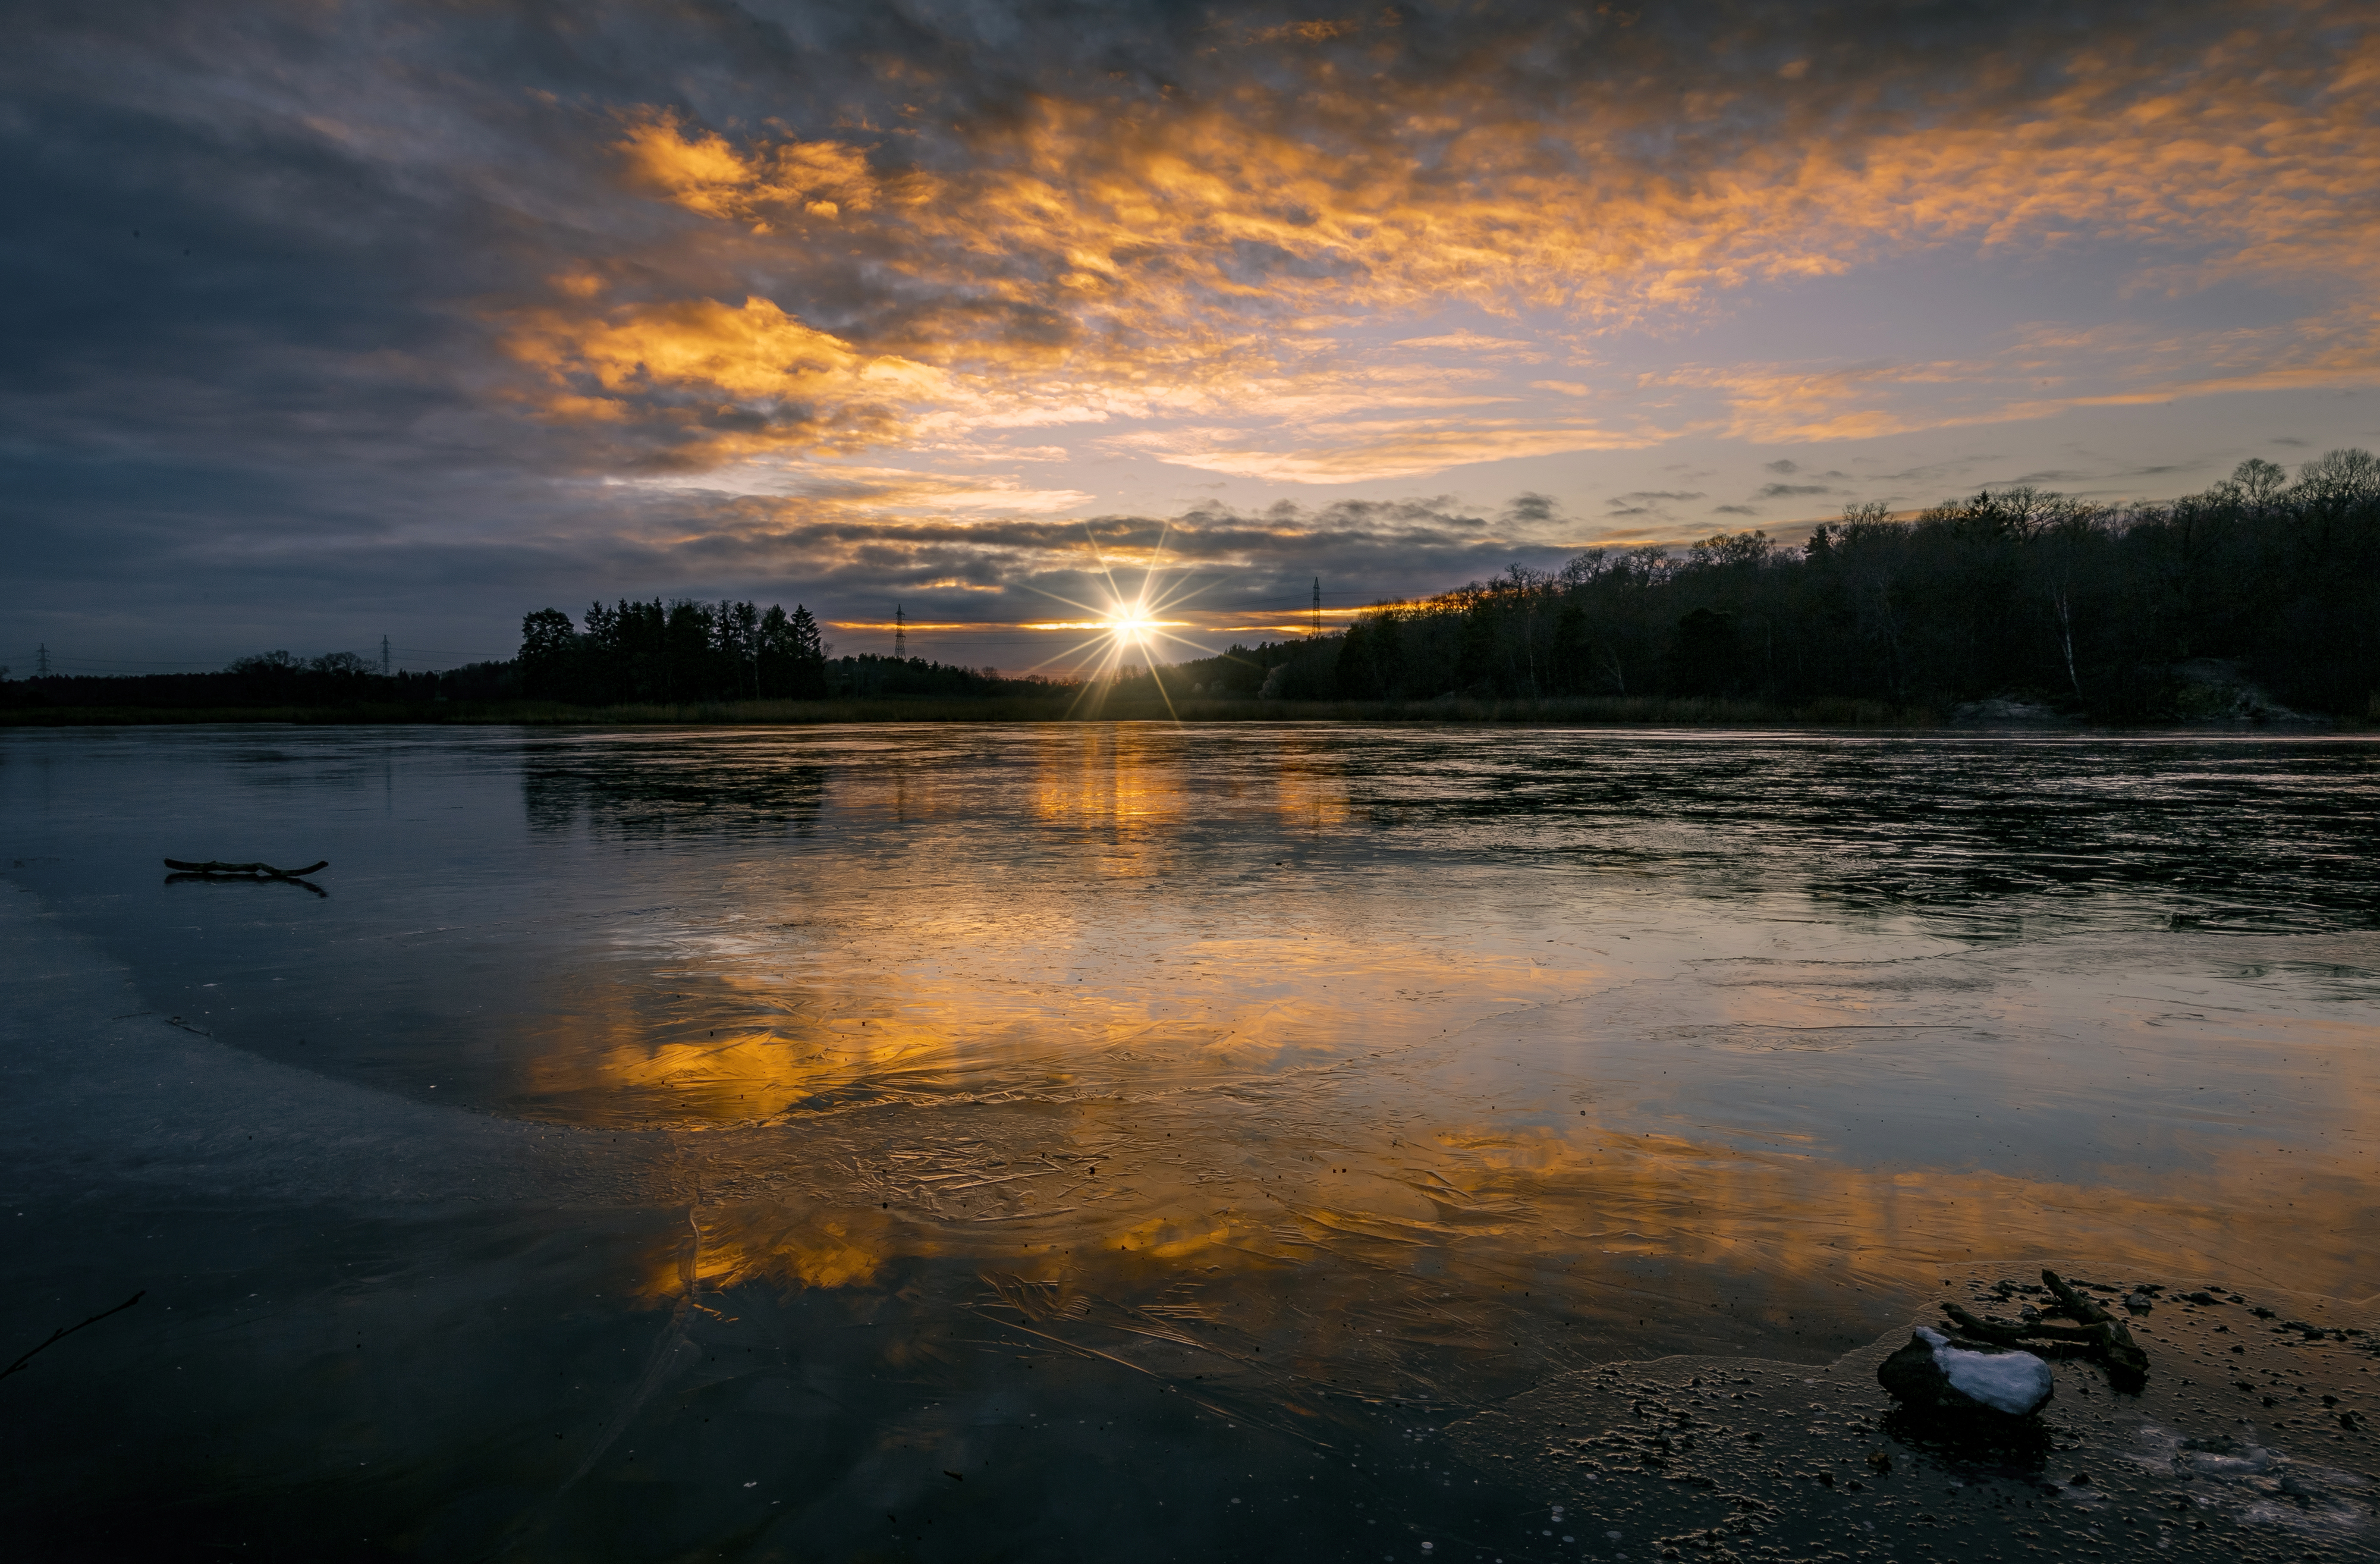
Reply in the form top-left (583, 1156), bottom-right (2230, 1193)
top-left (1914, 1327), bottom-right (2052, 1415)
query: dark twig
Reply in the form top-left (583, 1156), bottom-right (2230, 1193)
top-left (164, 859), bottom-right (328, 878)
top-left (0, 1291), bottom-right (144, 1383)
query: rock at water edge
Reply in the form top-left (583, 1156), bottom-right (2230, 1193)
top-left (1878, 1327), bottom-right (2055, 1417)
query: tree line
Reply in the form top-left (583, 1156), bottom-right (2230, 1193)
top-left (1208, 451), bottom-right (2378, 719)
top-left (0, 600), bottom-right (1057, 715)
top-left (517, 599), bottom-right (832, 703)
top-left (8, 450), bottom-right (2372, 721)
top-left (0, 651), bottom-right (515, 713)
top-left (515, 598), bottom-right (1065, 704)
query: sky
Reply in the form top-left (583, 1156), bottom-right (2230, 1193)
top-left (7, 0), bottom-right (2380, 676)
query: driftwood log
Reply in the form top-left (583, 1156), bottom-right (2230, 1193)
top-left (1937, 1267), bottom-right (2149, 1392)
top-left (162, 859), bottom-right (328, 879)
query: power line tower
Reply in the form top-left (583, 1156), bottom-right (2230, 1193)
top-left (894, 605), bottom-right (906, 659)
top-left (35, 642), bottom-right (50, 676)
top-left (1311, 578), bottom-right (1322, 639)
top-left (381, 635), bottom-right (391, 677)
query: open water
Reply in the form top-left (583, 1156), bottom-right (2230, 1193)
top-left (1, 724), bottom-right (2375, 1560)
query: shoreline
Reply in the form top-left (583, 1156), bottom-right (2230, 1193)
top-left (1, 695), bottom-right (2364, 731)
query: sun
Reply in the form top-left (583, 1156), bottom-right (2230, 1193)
top-left (1020, 521), bottom-right (1243, 721)
top-left (1104, 613), bottom-right (1159, 647)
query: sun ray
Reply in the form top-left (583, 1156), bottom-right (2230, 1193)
top-left (1002, 519), bottom-right (1246, 698)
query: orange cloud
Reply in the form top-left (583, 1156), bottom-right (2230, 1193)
top-left (504, 15), bottom-right (2380, 479)
top-left (501, 295), bottom-right (955, 461)
top-left (617, 111), bottom-right (902, 222)
top-left (1127, 418), bottom-right (1664, 482)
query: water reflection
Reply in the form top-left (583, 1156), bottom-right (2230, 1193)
top-left (164, 869), bottom-right (327, 897)
top-left (2, 725), bottom-right (2375, 1556)
top-left (1032, 724), bottom-right (1187, 830)
top-left (524, 739), bottom-right (828, 839)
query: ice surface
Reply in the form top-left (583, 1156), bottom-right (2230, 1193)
top-left (4, 725), bottom-right (2377, 1559)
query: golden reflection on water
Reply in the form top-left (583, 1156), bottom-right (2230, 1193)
top-left (577, 1019), bottom-right (2380, 1378)
top-left (672, 1117), bottom-right (2377, 1304)
top-left (613, 1097), bottom-right (2376, 1432)
top-left (1032, 725), bottom-right (1188, 837)
top-left (1026, 725), bottom-right (1353, 840)
top-left (1274, 753), bottom-right (1352, 830)
top-left (502, 728), bottom-right (2379, 1418)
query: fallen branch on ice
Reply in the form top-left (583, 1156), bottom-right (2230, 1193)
top-left (162, 858), bottom-right (328, 878)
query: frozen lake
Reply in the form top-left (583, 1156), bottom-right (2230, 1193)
top-left (3, 724), bottom-right (2375, 1559)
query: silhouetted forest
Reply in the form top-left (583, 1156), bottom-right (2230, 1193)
top-left (518, 599), bottom-right (826, 702)
top-left (8, 453), bottom-right (2373, 723)
top-left (0, 604), bottom-right (1059, 717)
top-left (0, 650), bottom-right (517, 714)
top-left (518, 599), bottom-right (1065, 704)
top-left (1174, 454), bottom-right (2379, 720)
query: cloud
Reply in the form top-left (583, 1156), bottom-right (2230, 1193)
top-left (10, 0), bottom-right (2380, 661)
top-left (1601, 488), bottom-right (1711, 523)
top-left (1123, 418), bottom-right (1658, 483)
top-left (1397, 332), bottom-right (1545, 355)
top-left (1712, 504), bottom-right (1760, 515)
top-left (1664, 302), bottom-right (2380, 447)
top-left (628, 460), bottom-right (1099, 516)
top-left (1755, 482), bottom-right (1835, 498)
top-left (493, 5), bottom-right (2380, 479)
top-left (500, 296), bottom-right (951, 468)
